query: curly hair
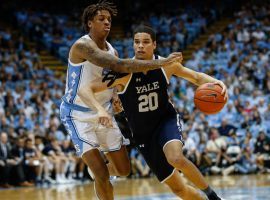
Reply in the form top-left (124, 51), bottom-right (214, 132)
top-left (82, 0), bottom-right (117, 32)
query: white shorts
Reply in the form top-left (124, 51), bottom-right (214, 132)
top-left (60, 102), bottom-right (125, 157)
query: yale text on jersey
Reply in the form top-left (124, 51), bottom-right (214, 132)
top-left (135, 81), bottom-right (160, 94)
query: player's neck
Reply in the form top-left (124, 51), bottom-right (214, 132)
top-left (135, 55), bottom-right (153, 75)
top-left (88, 33), bottom-right (107, 50)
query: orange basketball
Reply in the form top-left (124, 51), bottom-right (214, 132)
top-left (194, 83), bottom-right (227, 115)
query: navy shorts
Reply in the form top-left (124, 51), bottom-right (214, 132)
top-left (136, 114), bottom-right (184, 182)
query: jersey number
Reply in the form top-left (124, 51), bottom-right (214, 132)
top-left (138, 92), bottom-right (158, 112)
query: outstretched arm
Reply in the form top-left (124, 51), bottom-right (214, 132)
top-left (71, 38), bottom-right (182, 73)
top-left (165, 63), bottom-right (228, 100)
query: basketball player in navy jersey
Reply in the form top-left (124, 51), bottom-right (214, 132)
top-left (90, 26), bottom-right (228, 200)
top-left (60, 1), bottom-right (183, 200)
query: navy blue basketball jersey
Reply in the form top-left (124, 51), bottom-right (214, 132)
top-left (118, 55), bottom-right (177, 143)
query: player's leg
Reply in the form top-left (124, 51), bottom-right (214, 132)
top-left (164, 170), bottom-right (205, 200)
top-left (82, 149), bottom-right (113, 200)
top-left (160, 115), bottom-right (222, 200)
top-left (60, 105), bottom-right (114, 200)
top-left (97, 117), bottom-right (131, 177)
top-left (163, 141), bottom-right (222, 200)
top-left (136, 136), bottom-right (204, 200)
top-left (105, 145), bottom-right (130, 177)
top-left (163, 140), bottom-right (208, 189)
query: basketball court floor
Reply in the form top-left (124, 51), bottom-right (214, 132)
top-left (0, 174), bottom-right (269, 200)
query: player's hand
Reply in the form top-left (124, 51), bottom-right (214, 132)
top-left (163, 52), bottom-right (183, 65)
top-left (112, 95), bottom-right (123, 114)
top-left (97, 109), bottom-right (113, 128)
top-left (213, 80), bottom-right (228, 101)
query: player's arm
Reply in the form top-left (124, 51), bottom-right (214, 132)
top-left (71, 38), bottom-right (182, 73)
top-left (77, 80), bottom-right (113, 127)
top-left (78, 75), bottom-right (130, 127)
top-left (89, 74), bottom-right (131, 93)
top-left (165, 63), bottom-right (228, 100)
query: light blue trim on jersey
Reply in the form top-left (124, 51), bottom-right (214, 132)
top-left (61, 99), bottom-right (91, 112)
top-left (61, 62), bottom-right (93, 112)
top-left (59, 102), bottom-right (99, 156)
top-left (66, 62), bottom-right (83, 104)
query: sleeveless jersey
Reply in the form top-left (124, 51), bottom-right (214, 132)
top-left (118, 55), bottom-right (177, 143)
top-left (63, 35), bottom-right (115, 111)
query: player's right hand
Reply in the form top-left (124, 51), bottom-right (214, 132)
top-left (163, 52), bottom-right (183, 65)
top-left (97, 109), bottom-right (113, 128)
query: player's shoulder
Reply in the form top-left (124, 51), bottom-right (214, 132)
top-left (73, 36), bottom-right (92, 46)
top-left (70, 36), bottom-right (97, 56)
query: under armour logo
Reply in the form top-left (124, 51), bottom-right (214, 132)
top-left (139, 144), bottom-right (145, 148)
top-left (102, 68), bottom-right (112, 76)
top-left (136, 78), bottom-right (141, 82)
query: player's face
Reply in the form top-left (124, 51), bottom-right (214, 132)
top-left (134, 33), bottom-right (156, 60)
top-left (89, 10), bottom-right (112, 38)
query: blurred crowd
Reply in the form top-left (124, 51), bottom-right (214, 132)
top-left (1, 2), bottom-right (270, 189)
top-left (171, 4), bottom-right (270, 176)
top-left (0, 29), bottom-right (87, 188)
top-left (14, 4), bottom-right (218, 60)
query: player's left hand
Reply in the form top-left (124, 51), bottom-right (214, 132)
top-left (97, 109), bottom-right (113, 128)
top-left (163, 52), bottom-right (183, 66)
top-left (112, 95), bottom-right (123, 114)
top-left (213, 80), bottom-right (228, 101)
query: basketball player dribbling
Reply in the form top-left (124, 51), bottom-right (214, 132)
top-left (59, 1), bottom-right (183, 200)
top-left (90, 26), bottom-right (228, 200)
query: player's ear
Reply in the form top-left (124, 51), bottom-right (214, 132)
top-left (153, 41), bottom-right (157, 50)
top-left (88, 21), bottom-right (92, 30)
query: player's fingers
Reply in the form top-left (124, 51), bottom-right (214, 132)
top-left (225, 92), bottom-right (229, 101)
top-left (100, 117), bottom-right (108, 126)
top-left (108, 119), bottom-right (113, 128)
top-left (172, 52), bottom-right (183, 60)
top-left (104, 118), bottom-right (113, 128)
top-left (99, 117), bottom-right (105, 125)
top-left (214, 81), bottom-right (226, 95)
top-left (221, 85), bottom-right (226, 96)
top-left (171, 52), bottom-right (182, 56)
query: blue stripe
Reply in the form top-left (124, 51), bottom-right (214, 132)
top-left (66, 63), bottom-right (83, 104)
top-left (61, 99), bottom-right (91, 112)
top-left (59, 103), bottom-right (99, 156)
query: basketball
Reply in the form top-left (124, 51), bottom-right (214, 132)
top-left (194, 83), bottom-right (227, 114)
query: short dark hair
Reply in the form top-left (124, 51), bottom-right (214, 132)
top-left (82, 0), bottom-right (117, 32)
top-left (134, 25), bottom-right (156, 42)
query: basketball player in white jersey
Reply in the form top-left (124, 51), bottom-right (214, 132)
top-left (59, 1), bottom-right (182, 200)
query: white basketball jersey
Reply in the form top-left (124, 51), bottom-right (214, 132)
top-left (64, 35), bottom-right (114, 111)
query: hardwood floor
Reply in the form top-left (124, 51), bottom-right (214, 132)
top-left (0, 175), bottom-right (270, 200)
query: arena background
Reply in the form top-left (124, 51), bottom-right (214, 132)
top-left (0, 0), bottom-right (270, 199)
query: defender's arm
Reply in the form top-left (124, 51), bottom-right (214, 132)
top-left (71, 38), bottom-right (182, 73)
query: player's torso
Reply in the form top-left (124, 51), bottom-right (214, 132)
top-left (64, 35), bottom-right (114, 110)
top-left (118, 58), bottom-right (176, 141)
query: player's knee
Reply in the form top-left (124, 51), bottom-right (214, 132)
top-left (94, 169), bottom-right (110, 183)
top-left (115, 163), bottom-right (131, 177)
top-left (169, 185), bottom-right (187, 198)
top-left (166, 154), bottom-right (187, 169)
top-left (90, 164), bottom-right (110, 182)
